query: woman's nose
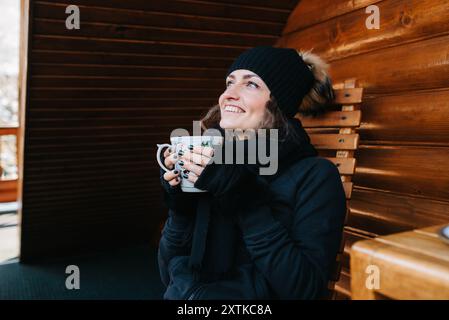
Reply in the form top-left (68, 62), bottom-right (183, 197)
top-left (223, 84), bottom-right (241, 100)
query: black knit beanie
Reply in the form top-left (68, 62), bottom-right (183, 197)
top-left (226, 46), bottom-right (315, 118)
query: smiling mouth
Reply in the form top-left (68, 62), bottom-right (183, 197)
top-left (224, 105), bottom-right (245, 114)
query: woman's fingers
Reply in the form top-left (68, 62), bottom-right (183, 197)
top-left (163, 146), bottom-right (173, 158)
top-left (179, 149), bottom-right (212, 167)
top-left (162, 144), bottom-right (214, 184)
top-left (187, 173), bottom-right (198, 184)
top-left (179, 165), bottom-right (199, 184)
top-left (179, 159), bottom-right (203, 177)
top-left (164, 150), bottom-right (178, 170)
top-left (188, 145), bottom-right (215, 158)
top-left (163, 169), bottom-right (181, 187)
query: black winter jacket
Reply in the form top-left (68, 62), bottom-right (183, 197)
top-left (158, 121), bottom-right (347, 300)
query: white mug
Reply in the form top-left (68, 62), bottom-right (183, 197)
top-left (157, 135), bottom-right (223, 192)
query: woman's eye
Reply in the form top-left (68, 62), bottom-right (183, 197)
top-left (225, 80), bottom-right (259, 88)
top-left (247, 81), bottom-right (259, 88)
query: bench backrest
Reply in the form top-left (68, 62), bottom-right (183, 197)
top-left (296, 78), bottom-right (363, 299)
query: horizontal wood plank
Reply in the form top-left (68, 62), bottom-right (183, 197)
top-left (359, 89), bottom-right (449, 145)
top-left (31, 50), bottom-right (234, 68)
top-left (325, 157), bottom-right (356, 175)
top-left (31, 63), bottom-right (228, 78)
top-left (36, 0), bottom-right (292, 22)
top-left (30, 88), bottom-right (223, 100)
top-left (33, 19), bottom-right (277, 48)
top-left (282, 0), bottom-right (381, 34)
top-left (298, 110), bottom-right (361, 128)
top-left (200, 0), bottom-right (298, 10)
top-left (351, 231), bottom-right (449, 299)
top-left (31, 76), bottom-right (225, 89)
top-left (354, 145), bottom-right (449, 201)
top-left (33, 2), bottom-right (285, 34)
top-left (33, 36), bottom-right (250, 58)
top-left (25, 116), bottom-right (206, 129)
top-left (330, 34), bottom-right (449, 94)
top-left (309, 133), bottom-right (359, 150)
top-left (348, 187), bottom-right (449, 236)
top-left (280, 0), bottom-right (449, 62)
top-left (333, 88), bottom-right (363, 105)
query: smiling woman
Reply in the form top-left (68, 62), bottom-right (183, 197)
top-left (158, 46), bottom-right (345, 300)
top-left (219, 70), bottom-right (271, 130)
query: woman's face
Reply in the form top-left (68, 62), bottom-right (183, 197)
top-left (218, 69), bottom-right (271, 131)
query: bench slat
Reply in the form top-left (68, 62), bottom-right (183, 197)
top-left (309, 134), bottom-right (359, 150)
top-left (333, 88), bottom-right (363, 104)
top-left (325, 157), bottom-right (356, 175)
top-left (342, 181), bottom-right (353, 199)
top-left (298, 110), bottom-right (361, 128)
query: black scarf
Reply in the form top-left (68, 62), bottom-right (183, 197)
top-left (189, 118), bottom-right (318, 277)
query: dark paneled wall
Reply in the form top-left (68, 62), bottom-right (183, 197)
top-left (20, 0), bottom-right (299, 261)
top-left (278, 0), bottom-right (449, 298)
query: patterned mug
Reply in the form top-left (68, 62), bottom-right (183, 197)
top-left (157, 135), bottom-right (223, 192)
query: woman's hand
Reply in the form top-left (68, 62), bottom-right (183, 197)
top-left (162, 147), bottom-right (181, 187)
top-left (159, 145), bottom-right (203, 217)
top-left (178, 145), bottom-right (215, 184)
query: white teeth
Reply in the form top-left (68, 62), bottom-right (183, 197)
top-left (224, 105), bottom-right (244, 113)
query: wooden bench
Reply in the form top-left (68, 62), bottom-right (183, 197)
top-left (296, 78), bottom-right (363, 300)
top-left (351, 224), bottom-right (449, 299)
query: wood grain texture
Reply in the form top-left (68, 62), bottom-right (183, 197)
top-left (280, 0), bottom-right (449, 299)
top-left (299, 110), bottom-right (361, 128)
top-left (20, 0), bottom-right (300, 261)
top-left (33, 19), bottom-right (277, 47)
top-left (359, 89), bottom-right (449, 145)
top-left (325, 157), bottom-right (356, 175)
top-left (34, 1), bottom-right (286, 34)
top-left (351, 225), bottom-right (449, 299)
top-left (283, 0), bottom-right (382, 34)
top-left (354, 145), bottom-right (449, 201)
top-left (330, 34), bottom-right (449, 94)
top-left (280, 0), bottom-right (449, 61)
top-left (309, 133), bottom-right (359, 150)
top-left (349, 188), bottom-right (449, 236)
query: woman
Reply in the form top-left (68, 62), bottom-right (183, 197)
top-left (158, 46), bottom-right (347, 300)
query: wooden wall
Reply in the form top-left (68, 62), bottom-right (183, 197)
top-left (19, 0), bottom-right (299, 261)
top-left (277, 0), bottom-right (449, 298)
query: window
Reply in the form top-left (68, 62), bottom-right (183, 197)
top-left (0, 0), bottom-right (19, 182)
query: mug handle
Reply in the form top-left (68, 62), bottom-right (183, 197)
top-left (156, 143), bottom-right (173, 172)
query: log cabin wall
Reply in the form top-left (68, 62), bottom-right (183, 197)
top-left (277, 0), bottom-right (449, 298)
top-left (19, 0), bottom-right (300, 261)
